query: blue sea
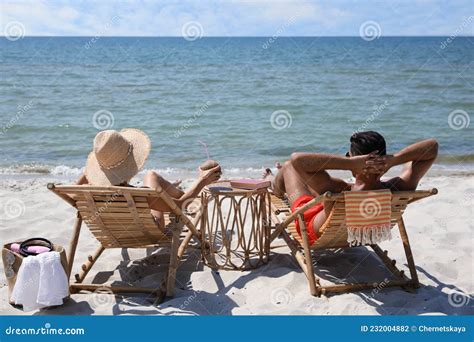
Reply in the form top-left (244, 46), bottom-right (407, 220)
top-left (0, 37), bottom-right (473, 177)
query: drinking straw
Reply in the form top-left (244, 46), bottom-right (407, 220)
top-left (197, 140), bottom-right (210, 160)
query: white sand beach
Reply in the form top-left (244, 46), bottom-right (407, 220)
top-left (0, 171), bottom-right (472, 316)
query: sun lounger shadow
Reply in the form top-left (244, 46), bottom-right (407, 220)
top-left (130, 255), bottom-right (297, 315)
top-left (83, 249), bottom-right (175, 286)
top-left (301, 240), bottom-right (473, 315)
top-left (102, 268), bottom-right (239, 315)
top-left (308, 247), bottom-right (395, 286)
top-left (355, 265), bottom-right (473, 315)
top-left (71, 246), bottom-right (207, 314)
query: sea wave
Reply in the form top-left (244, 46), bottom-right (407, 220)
top-left (0, 156), bottom-right (472, 178)
top-left (436, 154), bottom-right (474, 164)
top-left (0, 163), bottom-right (61, 175)
top-left (0, 164), bottom-right (267, 177)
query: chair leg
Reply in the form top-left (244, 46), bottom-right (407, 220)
top-left (280, 231), bottom-right (312, 276)
top-left (371, 244), bottom-right (406, 280)
top-left (298, 215), bottom-right (319, 296)
top-left (70, 283), bottom-right (162, 295)
top-left (67, 213), bottom-right (82, 279)
top-left (166, 224), bottom-right (182, 297)
top-left (397, 217), bottom-right (420, 288)
top-left (371, 244), bottom-right (416, 293)
top-left (177, 229), bottom-right (194, 260)
top-left (177, 211), bottom-right (203, 259)
top-left (74, 246), bottom-right (105, 283)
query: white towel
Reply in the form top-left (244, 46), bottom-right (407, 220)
top-left (10, 251), bottom-right (69, 311)
top-left (10, 254), bottom-right (41, 311)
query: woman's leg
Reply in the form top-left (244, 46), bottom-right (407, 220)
top-left (144, 171), bottom-right (184, 198)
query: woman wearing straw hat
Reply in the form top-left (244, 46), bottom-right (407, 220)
top-left (76, 128), bottom-right (221, 229)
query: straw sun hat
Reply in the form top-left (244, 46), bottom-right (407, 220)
top-left (85, 129), bottom-right (151, 186)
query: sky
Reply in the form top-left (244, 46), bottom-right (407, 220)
top-left (1, 0), bottom-right (473, 37)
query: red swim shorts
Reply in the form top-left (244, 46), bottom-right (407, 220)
top-left (291, 195), bottom-right (324, 245)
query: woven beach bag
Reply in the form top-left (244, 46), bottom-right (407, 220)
top-left (2, 242), bottom-right (68, 306)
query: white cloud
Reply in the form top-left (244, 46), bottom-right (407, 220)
top-left (58, 6), bottom-right (80, 21)
top-left (0, 0), bottom-right (471, 36)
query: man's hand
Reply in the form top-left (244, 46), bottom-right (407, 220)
top-left (349, 151), bottom-right (380, 175)
top-left (365, 154), bottom-right (395, 175)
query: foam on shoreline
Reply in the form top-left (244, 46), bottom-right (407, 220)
top-left (1, 162), bottom-right (473, 177)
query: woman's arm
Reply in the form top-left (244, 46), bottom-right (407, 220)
top-left (369, 139), bottom-right (438, 190)
top-left (144, 165), bottom-right (221, 212)
top-left (174, 165), bottom-right (221, 208)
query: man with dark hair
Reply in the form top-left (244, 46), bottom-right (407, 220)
top-left (349, 131), bottom-right (387, 156)
top-left (265, 131), bottom-right (438, 242)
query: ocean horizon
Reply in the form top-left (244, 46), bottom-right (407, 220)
top-left (1, 36), bottom-right (472, 177)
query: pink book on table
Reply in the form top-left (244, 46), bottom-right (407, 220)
top-left (230, 179), bottom-right (271, 190)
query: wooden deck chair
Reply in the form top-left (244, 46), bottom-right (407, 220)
top-left (270, 188), bottom-right (438, 296)
top-left (47, 183), bottom-right (202, 303)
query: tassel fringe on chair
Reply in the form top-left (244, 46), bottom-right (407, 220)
top-left (347, 224), bottom-right (392, 246)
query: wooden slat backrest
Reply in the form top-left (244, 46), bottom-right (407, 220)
top-left (48, 184), bottom-right (175, 248)
top-left (272, 189), bottom-right (437, 250)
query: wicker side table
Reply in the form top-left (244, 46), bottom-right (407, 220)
top-left (200, 181), bottom-right (271, 270)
